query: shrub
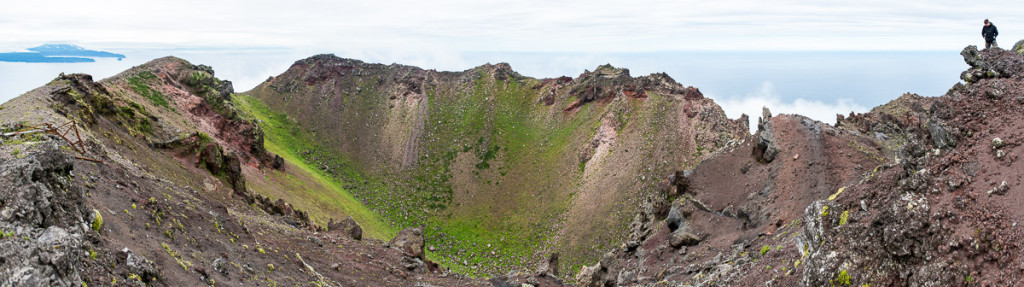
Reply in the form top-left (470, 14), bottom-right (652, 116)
top-left (91, 209), bottom-right (103, 231)
top-left (834, 269), bottom-right (851, 285)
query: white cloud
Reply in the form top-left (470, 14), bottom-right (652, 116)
top-left (1, 0), bottom-right (1022, 52)
top-left (710, 81), bottom-right (869, 134)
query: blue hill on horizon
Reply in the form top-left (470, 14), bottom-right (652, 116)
top-left (0, 44), bottom-right (125, 63)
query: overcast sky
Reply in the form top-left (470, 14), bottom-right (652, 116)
top-left (2, 0), bottom-right (1019, 52)
top-left (0, 1), bottom-right (1014, 130)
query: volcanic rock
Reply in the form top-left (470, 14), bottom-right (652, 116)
top-left (668, 229), bottom-right (701, 248)
top-left (327, 216), bottom-right (363, 241)
top-left (389, 227), bottom-right (425, 259)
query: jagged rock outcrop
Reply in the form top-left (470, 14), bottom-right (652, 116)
top-left (179, 64), bottom-right (234, 103)
top-left (0, 141), bottom-right (90, 286)
top-left (960, 45), bottom-right (1024, 82)
top-left (753, 107), bottom-right (780, 162)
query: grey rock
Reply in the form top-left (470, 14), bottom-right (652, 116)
top-left (307, 235), bottom-right (323, 247)
top-left (401, 256), bottom-right (425, 273)
top-left (616, 269), bottom-right (637, 286)
top-left (759, 107), bottom-right (773, 130)
top-left (669, 229), bottom-right (702, 248)
top-left (993, 137), bottom-right (1005, 149)
top-left (987, 181), bottom-right (1009, 196)
top-left (961, 45), bottom-right (983, 68)
top-left (327, 215), bottom-right (363, 241)
top-left (926, 118), bottom-right (957, 149)
top-left (665, 202), bottom-right (685, 231)
top-left (213, 257), bottom-right (229, 275)
top-left (0, 142), bottom-right (89, 287)
top-left (536, 252), bottom-right (559, 276)
top-left (389, 227), bottom-right (425, 259)
top-left (123, 248), bottom-right (159, 283)
top-left (575, 264), bottom-right (603, 287)
top-left (798, 200), bottom-right (828, 256)
top-left (754, 117), bottom-right (781, 163)
top-left (986, 87), bottom-right (1005, 99)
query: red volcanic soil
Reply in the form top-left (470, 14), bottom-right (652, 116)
top-left (576, 46), bottom-right (1024, 286)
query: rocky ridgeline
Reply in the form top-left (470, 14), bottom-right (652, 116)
top-left (248, 53), bottom-right (749, 276)
top-left (572, 46), bottom-right (1024, 286)
top-left (1, 57), bottom-right (500, 286)
top-left (11, 46), bottom-right (1024, 285)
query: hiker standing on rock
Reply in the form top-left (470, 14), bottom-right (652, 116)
top-left (983, 19), bottom-right (999, 49)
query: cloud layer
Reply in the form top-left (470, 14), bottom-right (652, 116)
top-left (710, 81), bottom-right (869, 134)
top-left (2, 0), bottom-right (1021, 52)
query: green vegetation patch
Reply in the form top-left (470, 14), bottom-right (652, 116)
top-left (91, 209), bottom-right (103, 231)
top-left (232, 94), bottom-right (394, 240)
top-left (834, 269), bottom-right (852, 286)
top-left (127, 71), bottom-right (169, 108)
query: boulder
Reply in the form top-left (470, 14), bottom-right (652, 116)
top-left (272, 199), bottom-right (293, 216)
top-left (271, 154), bottom-right (285, 170)
top-left (327, 216), bottom-right (363, 241)
top-left (536, 252), bottom-right (559, 276)
top-left (665, 202), bottom-right (685, 231)
top-left (213, 257), bottom-right (229, 275)
top-left (389, 227), bottom-right (425, 259)
top-left (223, 152), bottom-right (246, 194)
top-left (961, 45), bottom-right (984, 68)
top-left (122, 248), bottom-right (160, 283)
top-left (669, 229), bottom-right (701, 248)
top-left (926, 117), bottom-right (957, 149)
top-left (672, 170), bottom-right (690, 196)
top-left (575, 264), bottom-right (604, 287)
top-left (199, 143), bottom-right (224, 174)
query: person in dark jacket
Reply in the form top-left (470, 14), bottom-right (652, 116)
top-left (983, 19), bottom-right (999, 49)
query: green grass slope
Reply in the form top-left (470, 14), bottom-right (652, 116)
top-left (233, 94), bottom-right (395, 240)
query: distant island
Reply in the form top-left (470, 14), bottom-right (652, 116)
top-left (0, 44), bottom-right (125, 63)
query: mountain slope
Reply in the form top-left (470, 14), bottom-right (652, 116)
top-left (5, 47), bottom-right (1011, 286)
top-left (242, 55), bottom-right (748, 275)
top-left (574, 45), bottom-right (1024, 286)
top-left (0, 57), bottom-right (487, 286)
